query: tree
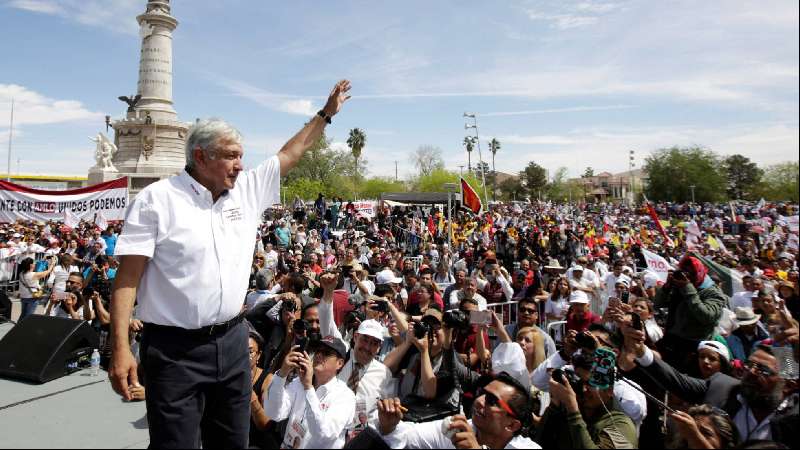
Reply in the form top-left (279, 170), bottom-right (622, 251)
top-left (463, 136), bottom-right (475, 171)
top-left (643, 146), bottom-right (727, 202)
top-left (488, 138), bottom-right (501, 200)
top-left (360, 177), bottom-right (406, 199)
top-left (520, 161), bottom-right (548, 200)
top-left (415, 168), bottom-right (481, 193)
top-left (498, 177), bottom-right (524, 201)
top-left (347, 128), bottom-right (367, 199)
top-left (410, 145), bottom-right (445, 177)
top-left (284, 131), bottom-right (348, 186)
top-left (753, 161), bottom-right (799, 202)
top-left (474, 161), bottom-right (493, 185)
top-left (583, 167), bottom-right (594, 178)
top-left (723, 154), bottom-right (763, 200)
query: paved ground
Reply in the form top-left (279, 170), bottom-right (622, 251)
top-left (0, 316), bottom-right (150, 448)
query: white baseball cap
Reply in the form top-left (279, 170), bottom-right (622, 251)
top-left (356, 319), bottom-right (384, 342)
top-left (376, 269), bottom-right (402, 285)
top-left (569, 290), bottom-right (590, 304)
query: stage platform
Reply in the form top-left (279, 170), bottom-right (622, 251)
top-left (0, 322), bottom-right (150, 449)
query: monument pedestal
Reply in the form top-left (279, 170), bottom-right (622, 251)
top-left (88, 168), bottom-right (122, 186)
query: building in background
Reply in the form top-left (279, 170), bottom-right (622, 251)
top-left (573, 169), bottom-right (648, 203)
top-left (0, 174), bottom-right (88, 190)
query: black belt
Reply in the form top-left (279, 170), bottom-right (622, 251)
top-left (144, 311), bottom-right (246, 338)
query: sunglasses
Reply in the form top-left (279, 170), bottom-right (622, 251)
top-left (519, 306), bottom-right (537, 315)
top-left (743, 360), bottom-right (776, 377)
top-left (477, 388), bottom-right (518, 419)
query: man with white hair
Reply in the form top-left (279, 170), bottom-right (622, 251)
top-left (109, 80), bottom-right (352, 448)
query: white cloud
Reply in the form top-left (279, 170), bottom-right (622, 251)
top-left (279, 99), bottom-right (316, 117)
top-left (212, 77), bottom-right (319, 117)
top-left (481, 105), bottom-right (636, 117)
top-left (524, 0), bottom-right (624, 29)
top-left (7, 0), bottom-right (142, 35)
top-left (0, 84), bottom-right (103, 126)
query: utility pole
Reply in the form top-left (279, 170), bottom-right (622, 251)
top-left (6, 98), bottom-right (14, 181)
top-left (689, 185), bottom-right (696, 204)
top-left (394, 160), bottom-right (398, 181)
top-left (458, 165), bottom-right (465, 177)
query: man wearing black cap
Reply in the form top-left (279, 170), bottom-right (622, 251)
top-left (264, 335), bottom-right (356, 449)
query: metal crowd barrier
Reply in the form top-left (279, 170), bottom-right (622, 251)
top-left (485, 300), bottom-right (518, 326)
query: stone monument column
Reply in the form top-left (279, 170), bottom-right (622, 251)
top-left (90, 0), bottom-right (189, 196)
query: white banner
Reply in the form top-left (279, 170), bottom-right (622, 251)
top-left (353, 201), bottom-right (377, 219)
top-left (642, 247), bottom-right (672, 283)
top-left (0, 178), bottom-right (128, 224)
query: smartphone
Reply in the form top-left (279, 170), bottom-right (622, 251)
top-left (469, 310), bottom-right (492, 326)
top-left (588, 348), bottom-right (616, 390)
top-left (631, 312), bottom-right (643, 331)
top-left (620, 291), bottom-right (630, 304)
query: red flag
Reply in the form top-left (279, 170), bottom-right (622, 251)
top-left (427, 215), bottom-right (436, 235)
top-left (646, 202), bottom-right (673, 247)
top-left (460, 178), bottom-right (482, 214)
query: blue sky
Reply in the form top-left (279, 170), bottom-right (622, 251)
top-left (1, 0), bottom-right (798, 181)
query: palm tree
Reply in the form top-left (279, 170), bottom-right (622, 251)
top-left (347, 128), bottom-right (367, 199)
top-left (488, 138), bottom-right (501, 201)
top-left (463, 136), bottom-right (475, 172)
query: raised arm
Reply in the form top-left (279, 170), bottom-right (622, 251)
top-left (277, 80), bottom-right (351, 176)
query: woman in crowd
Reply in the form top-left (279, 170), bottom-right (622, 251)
top-left (669, 404), bottom-right (740, 449)
top-left (692, 340), bottom-right (732, 379)
top-left (631, 297), bottom-right (664, 346)
top-left (47, 253), bottom-right (79, 296)
top-left (546, 276), bottom-right (571, 323)
top-left (17, 255), bottom-right (57, 321)
top-left (248, 331), bottom-right (278, 449)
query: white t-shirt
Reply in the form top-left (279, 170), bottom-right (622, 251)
top-left (115, 156), bottom-right (281, 329)
top-left (545, 294), bottom-right (569, 320)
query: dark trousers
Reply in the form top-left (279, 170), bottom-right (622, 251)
top-left (141, 322), bottom-right (251, 449)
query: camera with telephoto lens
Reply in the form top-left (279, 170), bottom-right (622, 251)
top-left (412, 320), bottom-right (431, 339)
top-left (345, 309), bottom-right (366, 327)
top-left (443, 310), bottom-right (470, 330)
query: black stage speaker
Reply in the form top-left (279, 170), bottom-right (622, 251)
top-left (0, 315), bottom-right (99, 384)
top-left (0, 291), bottom-right (11, 321)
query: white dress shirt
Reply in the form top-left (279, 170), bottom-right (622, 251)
top-left (265, 374), bottom-right (356, 449)
top-left (382, 418), bottom-right (541, 449)
top-left (317, 298), bottom-right (397, 430)
top-left (115, 156), bottom-right (281, 328)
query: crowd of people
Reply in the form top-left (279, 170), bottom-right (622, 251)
top-left (2, 195), bottom-right (799, 449)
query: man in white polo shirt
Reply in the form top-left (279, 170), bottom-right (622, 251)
top-left (108, 80), bottom-right (352, 449)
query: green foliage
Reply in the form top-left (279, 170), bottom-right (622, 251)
top-left (643, 146), bottom-right (727, 202)
top-left (546, 167), bottom-right (583, 201)
top-left (283, 132), bottom-right (349, 187)
top-left (583, 167), bottom-right (594, 178)
top-left (497, 177), bottom-right (524, 201)
top-left (414, 168), bottom-right (481, 193)
top-left (723, 154), bottom-right (763, 200)
top-left (753, 161), bottom-right (799, 202)
top-left (360, 177), bottom-right (406, 199)
top-left (284, 177), bottom-right (329, 201)
top-left (520, 161), bottom-right (548, 198)
top-left (347, 128), bottom-right (367, 159)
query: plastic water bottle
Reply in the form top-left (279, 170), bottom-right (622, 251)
top-left (90, 349), bottom-right (101, 377)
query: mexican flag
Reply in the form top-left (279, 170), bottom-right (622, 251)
top-left (691, 252), bottom-right (744, 297)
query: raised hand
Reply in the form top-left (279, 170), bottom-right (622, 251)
top-left (322, 80), bottom-right (352, 117)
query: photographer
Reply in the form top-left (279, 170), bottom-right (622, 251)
top-left (264, 337), bottom-right (355, 448)
top-left (44, 272), bottom-right (94, 322)
top-left (545, 362), bottom-right (638, 449)
top-left (342, 267), bottom-right (374, 305)
top-left (376, 373), bottom-right (540, 449)
top-left (654, 256), bottom-right (728, 371)
top-left (383, 308), bottom-right (481, 405)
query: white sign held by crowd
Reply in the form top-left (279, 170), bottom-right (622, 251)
top-left (642, 247), bottom-right (672, 283)
top-left (0, 178), bottom-right (128, 224)
top-left (353, 201), bottom-right (376, 219)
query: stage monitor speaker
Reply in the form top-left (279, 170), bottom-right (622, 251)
top-left (0, 315), bottom-right (99, 384)
top-left (0, 291), bottom-right (11, 321)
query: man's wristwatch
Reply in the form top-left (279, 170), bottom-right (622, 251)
top-left (317, 109), bottom-right (332, 124)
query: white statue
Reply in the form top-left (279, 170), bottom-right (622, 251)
top-left (90, 133), bottom-right (118, 171)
